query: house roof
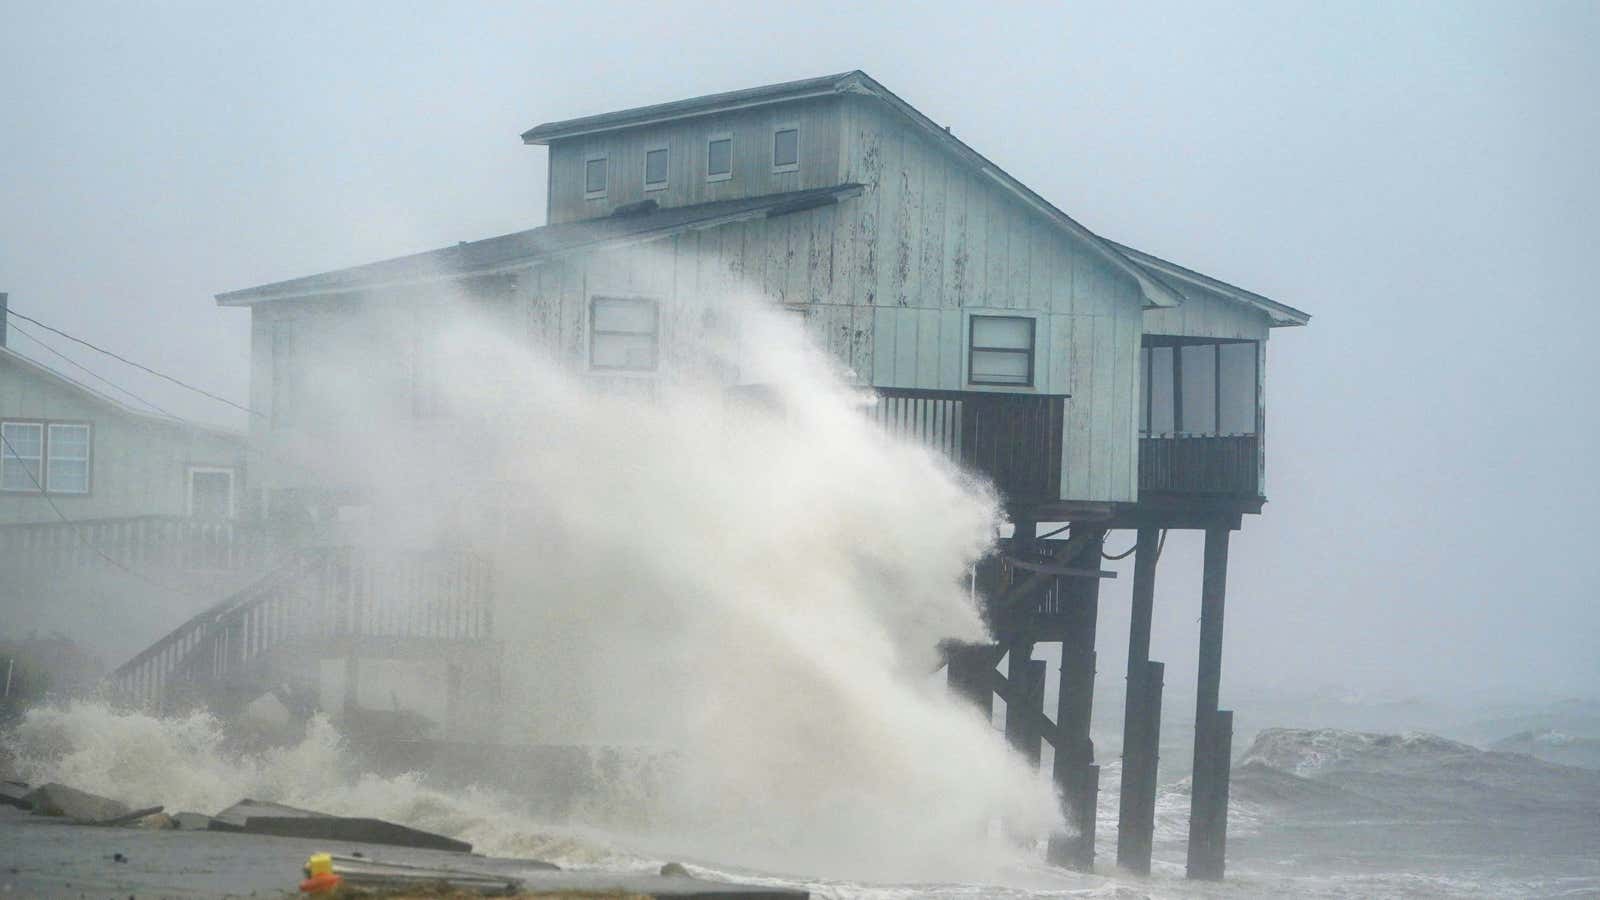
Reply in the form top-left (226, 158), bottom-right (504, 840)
top-left (0, 344), bottom-right (245, 439)
top-left (523, 70), bottom-right (1189, 312)
top-left (1109, 242), bottom-right (1311, 327)
top-left (215, 184), bottom-right (864, 305)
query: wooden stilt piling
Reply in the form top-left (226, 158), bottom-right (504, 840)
top-left (1117, 527), bottom-right (1161, 874)
top-left (1186, 526), bottom-right (1231, 880)
top-left (1046, 529), bottom-right (1104, 870)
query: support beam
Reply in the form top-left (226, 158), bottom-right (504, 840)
top-left (1117, 528), bottom-right (1162, 874)
top-left (1186, 527), bottom-right (1231, 880)
top-left (946, 642), bottom-right (998, 721)
top-left (1046, 529), bottom-right (1105, 870)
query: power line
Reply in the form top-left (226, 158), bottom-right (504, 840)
top-left (3, 307), bottom-right (263, 418)
top-left (7, 321), bottom-right (178, 418)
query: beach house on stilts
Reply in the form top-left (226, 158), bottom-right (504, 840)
top-left (167, 71), bottom-right (1308, 878)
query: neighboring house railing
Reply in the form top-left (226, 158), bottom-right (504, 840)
top-left (106, 545), bottom-right (496, 711)
top-left (0, 515), bottom-right (276, 572)
top-left (1138, 434), bottom-right (1261, 497)
top-left (872, 388), bottom-right (1066, 506)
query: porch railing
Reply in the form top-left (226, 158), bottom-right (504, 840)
top-left (106, 545), bottom-right (496, 711)
top-left (0, 515), bottom-right (276, 572)
top-left (872, 388), bottom-right (1066, 506)
top-left (1138, 434), bottom-right (1260, 497)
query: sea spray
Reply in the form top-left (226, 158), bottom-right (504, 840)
top-left (14, 275), bottom-right (1066, 881)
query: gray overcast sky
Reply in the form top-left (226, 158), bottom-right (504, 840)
top-left (2, 1), bottom-right (1596, 699)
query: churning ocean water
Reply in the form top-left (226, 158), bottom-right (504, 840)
top-left (5, 701), bottom-right (1598, 899)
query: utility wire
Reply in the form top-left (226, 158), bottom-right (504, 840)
top-left (7, 321), bottom-right (178, 418)
top-left (4, 307), bottom-right (263, 418)
top-left (0, 429), bottom-right (204, 599)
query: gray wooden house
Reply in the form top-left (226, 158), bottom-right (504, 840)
top-left (210, 71), bottom-right (1309, 879)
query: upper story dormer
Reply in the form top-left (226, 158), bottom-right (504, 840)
top-left (525, 73), bottom-right (855, 224)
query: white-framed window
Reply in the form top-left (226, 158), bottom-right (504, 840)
top-left (644, 145), bottom-right (669, 191)
top-left (772, 125), bottom-right (799, 173)
top-left (1, 421), bottom-right (43, 492)
top-left (584, 153), bottom-right (609, 199)
top-left (968, 315), bottom-right (1036, 386)
top-left (46, 423), bottom-right (90, 494)
top-left (1, 420), bottom-right (91, 494)
top-left (187, 466), bottom-right (236, 519)
top-left (590, 296), bottom-right (659, 372)
top-left (706, 133), bottom-right (733, 182)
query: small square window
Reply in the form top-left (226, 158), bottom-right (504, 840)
top-left (968, 315), bottom-right (1035, 386)
top-left (772, 128), bottom-right (799, 171)
top-left (644, 147), bottom-right (669, 189)
top-left (707, 136), bottom-right (732, 181)
top-left (584, 156), bottom-right (608, 197)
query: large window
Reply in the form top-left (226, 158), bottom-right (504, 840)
top-left (969, 315), bottom-right (1036, 386)
top-left (1, 420), bottom-right (91, 494)
top-left (590, 296), bottom-right (659, 371)
top-left (1141, 340), bottom-right (1257, 436)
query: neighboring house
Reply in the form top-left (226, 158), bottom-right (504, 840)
top-left (0, 305), bottom-right (265, 672)
top-left (0, 329), bottom-right (247, 526)
top-left (209, 71), bottom-right (1311, 876)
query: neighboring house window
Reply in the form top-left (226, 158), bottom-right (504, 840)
top-left (1140, 340), bottom-right (1258, 436)
top-left (644, 146), bottom-right (669, 190)
top-left (772, 126), bottom-right (799, 172)
top-left (0, 420), bottom-right (90, 494)
top-left (706, 134), bottom-right (733, 181)
top-left (188, 467), bottom-right (235, 519)
top-left (968, 315), bottom-right (1035, 386)
top-left (1, 422), bottom-right (43, 491)
top-left (590, 296), bottom-right (659, 371)
top-left (46, 424), bottom-right (90, 493)
top-left (584, 155), bottom-right (608, 199)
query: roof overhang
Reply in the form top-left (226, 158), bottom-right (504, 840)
top-left (0, 345), bottom-right (247, 437)
top-left (216, 184), bottom-right (865, 306)
top-left (1109, 242), bottom-right (1310, 327)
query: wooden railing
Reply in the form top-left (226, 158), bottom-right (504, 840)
top-left (1138, 434), bottom-right (1260, 497)
top-left (0, 515), bottom-right (276, 572)
top-left (107, 546), bottom-right (496, 711)
top-left (872, 388), bottom-right (1066, 506)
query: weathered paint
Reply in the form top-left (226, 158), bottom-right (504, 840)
top-left (1143, 283), bottom-right (1270, 342)
top-left (0, 352), bottom-right (246, 525)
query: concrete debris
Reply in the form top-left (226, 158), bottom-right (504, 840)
top-left (243, 815), bottom-right (471, 852)
top-left (208, 798), bottom-right (330, 831)
top-left (23, 783), bottom-right (132, 824)
top-left (171, 811), bottom-right (213, 830)
top-left (0, 780), bottom-right (30, 810)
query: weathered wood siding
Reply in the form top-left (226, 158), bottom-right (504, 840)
top-left (831, 96), bottom-right (1145, 503)
top-left (546, 97), bottom-right (843, 224)
top-left (0, 355), bottom-right (246, 525)
top-left (1142, 284), bottom-right (1269, 341)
